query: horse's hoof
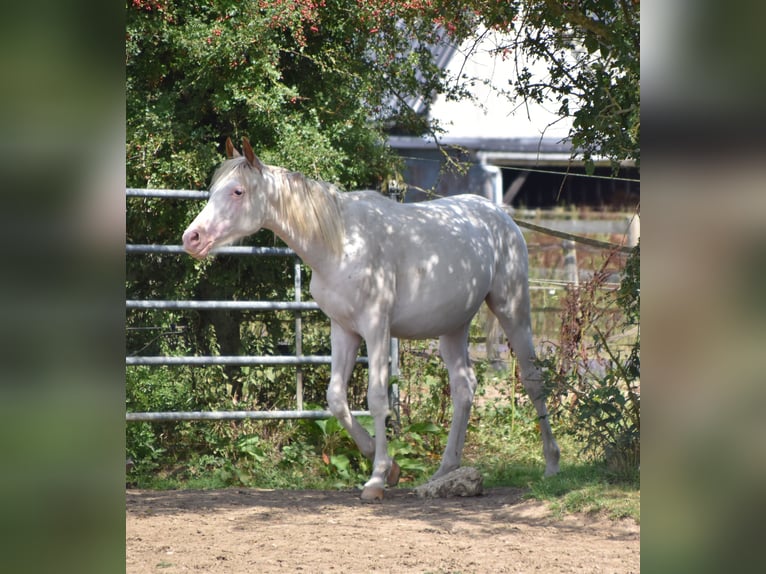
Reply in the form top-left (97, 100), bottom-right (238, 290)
top-left (360, 486), bottom-right (384, 503)
top-left (544, 464), bottom-right (560, 478)
top-left (386, 460), bottom-right (401, 487)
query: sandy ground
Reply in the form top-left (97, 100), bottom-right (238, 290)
top-left (126, 486), bottom-right (639, 573)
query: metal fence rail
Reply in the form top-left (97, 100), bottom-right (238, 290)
top-left (126, 188), bottom-right (209, 199)
top-left (127, 355), bottom-right (368, 366)
top-left (127, 409), bottom-right (372, 422)
top-left (127, 300), bottom-right (321, 311)
top-left (126, 244), bottom-right (293, 256)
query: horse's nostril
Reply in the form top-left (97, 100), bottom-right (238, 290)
top-left (183, 229), bottom-right (201, 249)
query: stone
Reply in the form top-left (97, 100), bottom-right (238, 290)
top-left (414, 467), bottom-right (484, 498)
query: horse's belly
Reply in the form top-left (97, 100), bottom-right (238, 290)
top-left (390, 280), bottom-right (487, 339)
top-left (313, 268), bottom-right (486, 338)
top-left (390, 307), bottom-right (478, 339)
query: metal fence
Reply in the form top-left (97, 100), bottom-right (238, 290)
top-left (126, 188), bottom-right (636, 424)
top-left (126, 188), bottom-right (400, 423)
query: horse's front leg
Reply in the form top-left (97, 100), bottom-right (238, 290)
top-left (360, 328), bottom-right (398, 502)
top-left (326, 322), bottom-right (375, 459)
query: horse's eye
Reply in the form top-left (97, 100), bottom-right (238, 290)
top-left (233, 188), bottom-right (244, 196)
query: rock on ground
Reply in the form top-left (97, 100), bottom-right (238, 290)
top-left (414, 466), bottom-right (484, 498)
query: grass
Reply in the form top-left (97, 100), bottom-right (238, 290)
top-left (464, 403), bottom-right (640, 523)
top-left (528, 463), bottom-right (640, 522)
top-left (473, 455), bottom-right (639, 523)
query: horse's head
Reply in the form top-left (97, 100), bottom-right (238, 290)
top-left (182, 137), bottom-right (268, 259)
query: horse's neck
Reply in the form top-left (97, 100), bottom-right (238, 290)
top-left (267, 219), bottom-right (336, 270)
top-left (263, 173), bottom-right (344, 271)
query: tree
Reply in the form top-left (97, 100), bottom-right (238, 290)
top-left (126, 0), bottom-right (639, 401)
top-left (126, 0), bottom-right (446, 401)
top-left (127, 0), bottom-right (442, 191)
top-left (383, 0), bottom-right (640, 170)
top-left (500, 1), bottom-right (640, 170)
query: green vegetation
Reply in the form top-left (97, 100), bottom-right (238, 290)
top-left (538, 241), bottom-right (640, 479)
top-left (128, 355), bottom-right (639, 522)
top-left (127, 235), bottom-right (639, 524)
top-left (126, 1), bottom-right (640, 521)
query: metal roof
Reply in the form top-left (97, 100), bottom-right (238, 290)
top-left (388, 135), bottom-right (573, 154)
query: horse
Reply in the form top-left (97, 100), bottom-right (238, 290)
top-left (182, 137), bottom-right (560, 501)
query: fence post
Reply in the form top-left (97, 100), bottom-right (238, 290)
top-left (294, 257), bottom-right (304, 411)
top-left (562, 240), bottom-right (579, 287)
top-left (386, 179), bottom-right (402, 432)
top-left (388, 337), bottom-right (401, 433)
top-left (627, 213), bottom-right (640, 247)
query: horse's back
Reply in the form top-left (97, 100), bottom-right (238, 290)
top-left (343, 191), bottom-right (518, 235)
top-left (339, 191), bottom-right (525, 279)
top-left (328, 192), bottom-right (526, 339)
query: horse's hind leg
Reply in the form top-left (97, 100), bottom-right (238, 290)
top-left (487, 289), bottom-right (560, 477)
top-left (431, 322), bottom-right (478, 481)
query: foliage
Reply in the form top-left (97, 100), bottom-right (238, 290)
top-left (126, 0), bottom-right (445, 192)
top-left (538, 243), bottom-right (640, 478)
top-left (297, 414), bottom-right (371, 485)
top-left (508, 1), bottom-right (641, 171)
top-left (126, 2), bottom-right (640, 516)
top-left (617, 238), bottom-right (640, 326)
top-left (127, 0), bottom-right (639, 184)
top-left (126, 0), bottom-right (639, 397)
top-left (400, 0), bottom-right (640, 172)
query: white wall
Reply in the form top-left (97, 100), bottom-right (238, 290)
top-left (429, 29), bottom-right (574, 141)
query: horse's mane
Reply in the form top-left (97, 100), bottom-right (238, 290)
top-left (277, 168), bottom-right (345, 256)
top-left (216, 158), bottom-right (344, 256)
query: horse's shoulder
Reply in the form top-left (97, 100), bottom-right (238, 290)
top-left (339, 190), bottom-right (394, 218)
top-left (342, 189), bottom-right (384, 202)
top-left (448, 193), bottom-right (493, 206)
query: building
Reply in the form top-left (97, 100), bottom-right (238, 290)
top-left (387, 29), bottom-right (639, 211)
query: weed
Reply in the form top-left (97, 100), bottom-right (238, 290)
top-left (538, 243), bottom-right (640, 477)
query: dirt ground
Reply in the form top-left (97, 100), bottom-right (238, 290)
top-left (126, 486), bottom-right (639, 573)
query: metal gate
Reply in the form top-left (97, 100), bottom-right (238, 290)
top-left (126, 188), bottom-right (399, 424)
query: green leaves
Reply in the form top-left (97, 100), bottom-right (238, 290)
top-left (499, 1), bottom-right (640, 169)
top-left (127, 1), bottom-right (409, 192)
top-left (236, 434), bottom-right (267, 462)
top-left (406, 421), bottom-right (442, 435)
top-left (617, 241), bottom-right (640, 326)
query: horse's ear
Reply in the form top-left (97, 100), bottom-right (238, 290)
top-left (241, 137), bottom-right (264, 174)
top-left (225, 137), bottom-right (240, 159)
